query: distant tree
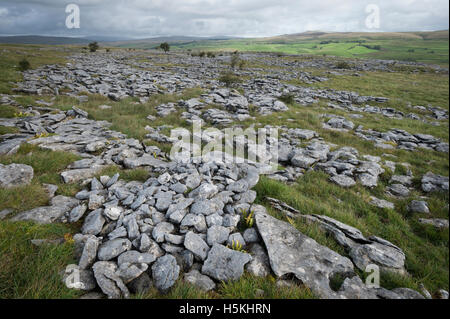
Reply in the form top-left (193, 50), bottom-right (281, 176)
top-left (18, 58), bottom-right (31, 71)
top-left (88, 42), bottom-right (99, 52)
top-left (160, 42), bottom-right (170, 53)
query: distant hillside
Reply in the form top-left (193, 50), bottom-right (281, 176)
top-left (0, 35), bottom-right (136, 45)
top-left (264, 30), bottom-right (449, 42)
top-left (163, 30), bottom-right (448, 66)
top-left (1, 31), bottom-right (447, 66)
top-left (0, 35), bottom-right (94, 45)
top-left (110, 35), bottom-right (239, 49)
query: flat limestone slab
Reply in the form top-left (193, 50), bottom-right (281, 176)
top-left (254, 205), bottom-right (355, 299)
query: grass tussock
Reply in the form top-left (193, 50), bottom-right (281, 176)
top-left (0, 221), bottom-right (82, 299)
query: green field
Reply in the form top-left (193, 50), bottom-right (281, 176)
top-left (175, 38), bottom-right (448, 66)
top-left (118, 31), bottom-right (449, 66)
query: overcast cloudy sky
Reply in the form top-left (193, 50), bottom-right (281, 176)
top-left (0, 0), bottom-right (448, 38)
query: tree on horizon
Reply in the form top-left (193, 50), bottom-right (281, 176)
top-left (160, 42), bottom-right (170, 53)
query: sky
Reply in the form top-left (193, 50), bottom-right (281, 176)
top-left (0, 0), bottom-right (448, 38)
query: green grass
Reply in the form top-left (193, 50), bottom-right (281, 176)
top-left (156, 36), bottom-right (449, 66)
top-left (0, 125), bottom-right (19, 134)
top-left (217, 274), bottom-right (315, 299)
top-left (0, 143), bottom-right (81, 212)
top-left (47, 88), bottom-right (204, 141)
top-left (134, 279), bottom-right (213, 299)
top-left (0, 44), bottom-right (70, 94)
top-left (0, 105), bottom-right (20, 118)
top-left (134, 274), bottom-right (315, 299)
top-left (97, 166), bottom-right (151, 182)
top-left (0, 221), bottom-right (82, 298)
top-left (312, 71), bottom-right (449, 111)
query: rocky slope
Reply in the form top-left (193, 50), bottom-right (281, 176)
top-left (0, 49), bottom-right (448, 299)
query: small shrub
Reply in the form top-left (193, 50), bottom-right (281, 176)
top-left (230, 53), bottom-right (240, 69)
top-left (18, 58), bottom-right (31, 71)
top-left (278, 93), bottom-right (295, 105)
top-left (199, 51), bottom-right (206, 58)
top-left (238, 60), bottom-right (246, 70)
top-left (218, 71), bottom-right (242, 87)
top-left (239, 209), bottom-right (255, 229)
top-left (227, 240), bottom-right (246, 253)
top-left (13, 111), bottom-right (29, 118)
top-left (336, 61), bottom-right (351, 69)
top-left (88, 42), bottom-right (99, 52)
top-left (206, 52), bottom-right (216, 58)
top-left (33, 132), bottom-right (51, 139)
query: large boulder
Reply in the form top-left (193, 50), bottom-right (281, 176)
top-left (151, 254), bottom-right (180, 293)
top-left (97, 238), bottom-right (132, 261)
top-left (123, 155), bottom-right (167, 169)
top-left (184, 231), bottom-right (210, 261)
top-left (245, 243), bottom-right (271, 277)
top-left (254, 205), bottom-right (355, 299)
top-left (11, 196), bottom-right (80, 224)
top-left (61, 166), bottom-right (107, 184)
top-left (184, 269), bottom-right (216, 292)
top-left (302, 214), bottom-right (406, 275)
top-left (0, 163), bottom-right (34, 188)
top-left (81, 209), bottom-right (106, 235)
top-left (62, 265), bottom-right (96, 291)
top-left (201, 244), bottom-right (252, 282)
top-left (92, 261), bottom-right (130, 299)
top-left (421, 172), bottom-right (449, 193)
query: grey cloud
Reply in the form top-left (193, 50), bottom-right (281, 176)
top-left (0, 0), bottom-right (448, 37)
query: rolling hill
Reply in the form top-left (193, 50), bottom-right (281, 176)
top-left (1, 31), bottom-right (447, 66)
